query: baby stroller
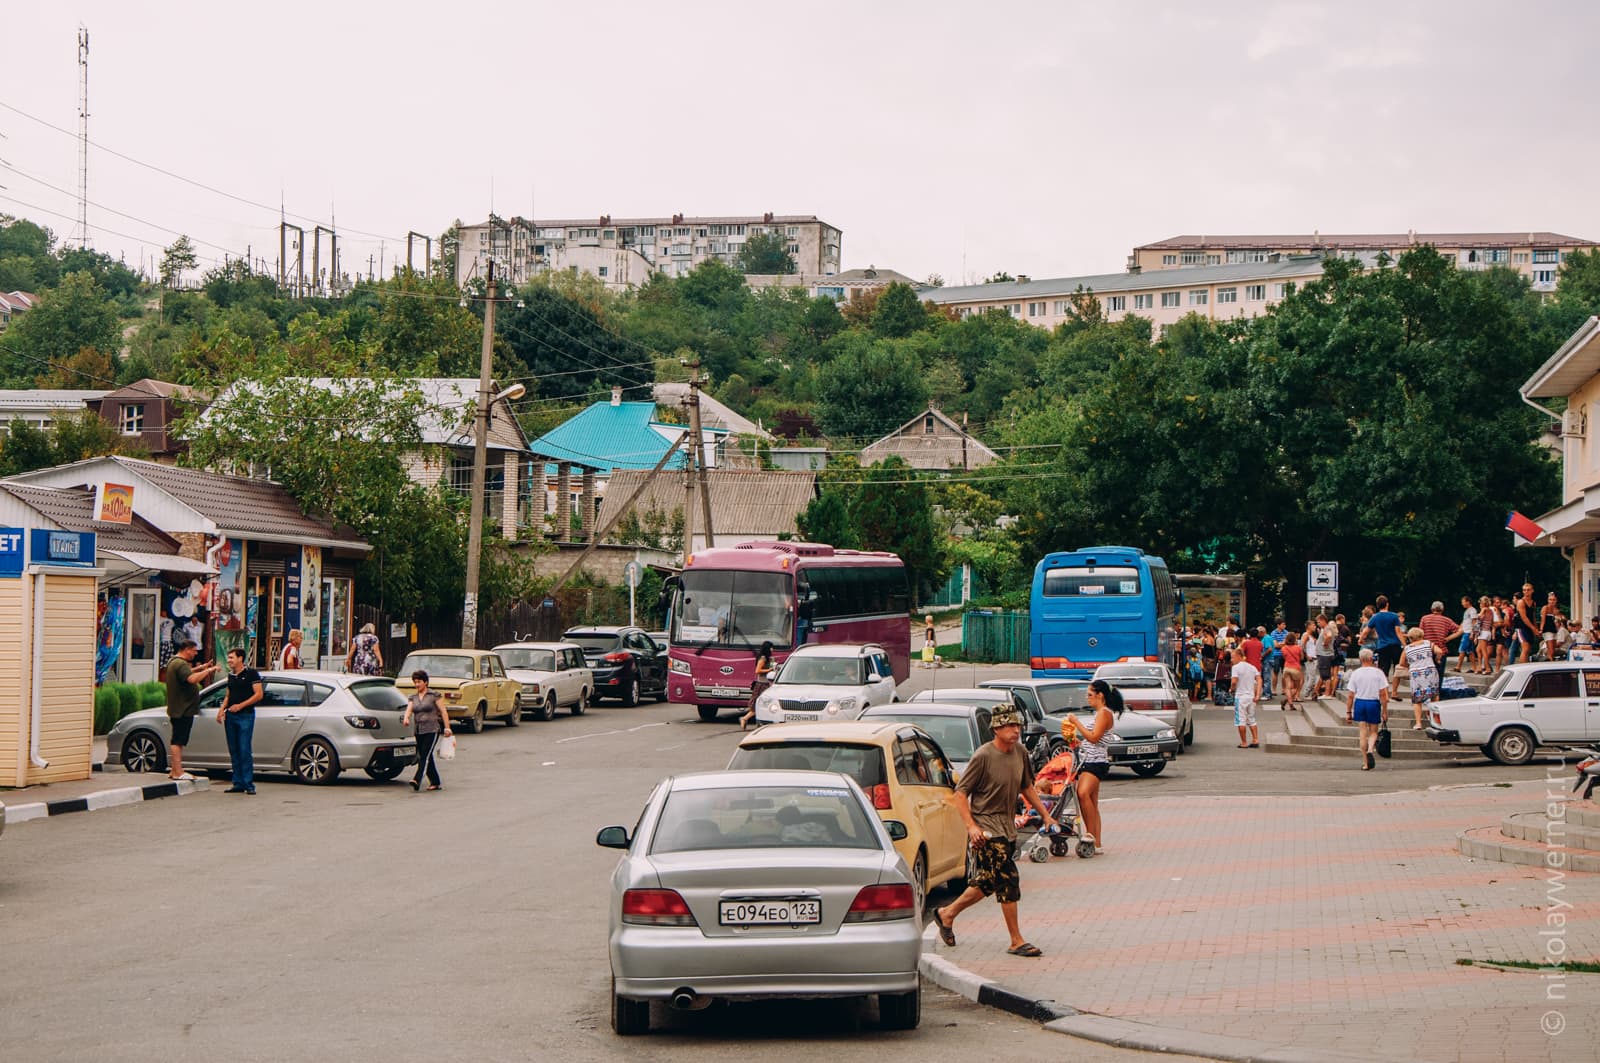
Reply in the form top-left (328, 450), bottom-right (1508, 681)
top-left (1211, 658), bottom-right (1235, 706)
top-left (1018, 743), bottom-right (1098, 862)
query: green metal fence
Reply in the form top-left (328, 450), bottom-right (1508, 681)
top-left (960, 610), bottom-right (1030, 664)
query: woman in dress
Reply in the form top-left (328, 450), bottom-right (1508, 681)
top-left (1279, 630), bottom-right (1304, 712)
top-left (1473, 596), bottom-right (1495, 674)
top-left (401, 670), bottom-right (452, 791)
top-left (739, 641), bottom-right (776, 730)
top-left (1541, 592), bottom-right (1561, 662)
top-left (346, 622), bottom-right (384, 676)
top-left (1401, 627), bottom-right (1440, 730)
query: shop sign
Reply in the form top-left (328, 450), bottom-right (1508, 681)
top-left (0, 526), bottom-right (23, 578)
top-left (96, 482), bottom-right (136, 524)
top-left (29, 529), bottom-right (97, 567)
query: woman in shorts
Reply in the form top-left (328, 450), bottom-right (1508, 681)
top-left (1401, 627), bottom-right (1440, 730)
top-left (1473, 596), bottom-right (1495, 674)
top-left (1279, 631), bottom-right (1304, 711)
top-left (1060, 679), bottom-right (1120, 853)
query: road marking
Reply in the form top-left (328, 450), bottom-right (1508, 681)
top-left (555, 722), bottom-right (668, 744)
top-left (542, 761), bottom-right (556, 766)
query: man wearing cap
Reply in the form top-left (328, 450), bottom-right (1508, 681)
top-left (1418, 601), bottom-right (1461, 677)
top-left (929, 705), bottom-right (1057, 958)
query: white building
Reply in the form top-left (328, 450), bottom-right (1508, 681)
top-left (0, 389), bottom-right (109, 432)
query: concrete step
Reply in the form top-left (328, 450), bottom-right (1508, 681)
top-left (1262, 736), bottom-right (1477, 761)
top-left (1457, 825), bottom-right (1600, 873)
top-left (1560, 800), bottom-right (1600, 829)
top-left (1501, 811), bottom-right (1600, 850)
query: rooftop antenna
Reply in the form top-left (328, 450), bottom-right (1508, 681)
top-left (74, 25), bottom-right (91, 248)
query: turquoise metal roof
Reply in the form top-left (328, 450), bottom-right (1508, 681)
top-left (532, 400), bottom-right (723, 474)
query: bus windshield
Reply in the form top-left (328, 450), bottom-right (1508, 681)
top-left (672, 570), bottom-right (795, 649)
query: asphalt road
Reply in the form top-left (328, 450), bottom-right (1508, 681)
top-left (1, 690), bottom-right (1222, 1063)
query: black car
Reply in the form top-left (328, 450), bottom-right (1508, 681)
top-left (561, 626), bottom-right (669, 706)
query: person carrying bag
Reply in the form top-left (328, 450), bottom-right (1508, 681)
top-left (401, 669), bottom-right (452, 791)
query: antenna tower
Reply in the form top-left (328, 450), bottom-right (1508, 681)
top-left (75, 25), bottom-right (91, 248)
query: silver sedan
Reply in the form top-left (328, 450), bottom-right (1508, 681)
top-left (106, 671), bottom-right (417, 785)
top-left (596, 769), bottom-right (922, 1035)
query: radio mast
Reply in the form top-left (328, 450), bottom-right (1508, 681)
top-left (75, 25), bottom-right (90, 248)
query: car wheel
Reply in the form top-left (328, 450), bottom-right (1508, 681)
top-left (469, 705), bottom-right (486, 734)
top-left (504, 700), bottom-right (520, 727)
top-left (697, 704), bottom-right (720, 722)
top-left (1479, 743), bottom-right (1495, 760)
top-left (122, 730), bottom-right (167, 774)
top-left (623, 677), bottom-right (641, 708)
top-left (571, 689), bottom-right (588, 716)
top-left (612, 978), bottom-right (650, 1036)
top-left (293, 737), bottom-right (341, 785)
top-left (1489, 727), bottom-right (1536, 766)
top-left (1183, 719), bottom-right (1195, 747)
top-left (878, 986), bottom-right (920, 1031)
top-left (364, 763), bottom-right (405, 782)
top-left (911, 850), bottom-right (928, 917)
top-left (1131, 761), bottom-right (1167, 777)
top-left (539, 694), bottom-right (556, 722)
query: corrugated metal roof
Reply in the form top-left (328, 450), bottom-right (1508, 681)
top-left (651, 384), bottom-right (771, 439)
top-left (532, 401), bottom-right (688, 472)
top-left (922, 256), bottom-right (1327, 304)
top-left (602, 469), bottom-right (817, 536)
top-left (1136, 232), bottom-right (1596, 250)
top-left (0, 482), bottom-right (181, 553)
top-left (0, 389), bottom-right (109, 409)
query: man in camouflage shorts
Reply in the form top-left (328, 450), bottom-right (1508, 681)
top-left (930, 705), bottom-right (1056, 957)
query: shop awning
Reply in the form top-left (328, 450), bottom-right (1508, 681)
top-left (100, 549), bottom-right (218, 575)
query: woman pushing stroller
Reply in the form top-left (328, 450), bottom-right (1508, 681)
top-left (1058, 678), bottom-right (1119, 854)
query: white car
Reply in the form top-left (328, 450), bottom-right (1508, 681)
top-left (752, 643), bottom-right (899, 725)
top-left (493, 641), bottom-right (594, 721)
top-left (1426, 661), bottom-right (1600, 765)
top-left (1090, 662), bottom-right (1195, 748)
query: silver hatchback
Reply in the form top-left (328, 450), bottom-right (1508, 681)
top-left (106, 671), bottom-right (417, 785)
top-left (596, 769), bottom-right (922, 1034)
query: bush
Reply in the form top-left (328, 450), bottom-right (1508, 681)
top-left (93, 686), bottom-right (123, 735)
top-left (138, 681), bottom-right (166, 709)
top-left (109, 682), bottom-right (141, 719)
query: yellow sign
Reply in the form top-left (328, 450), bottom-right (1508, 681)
top-left (97, 482), bottom-right (135, 524)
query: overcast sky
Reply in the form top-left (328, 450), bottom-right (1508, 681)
top-left (4, 1), bottom-right (1599, 288)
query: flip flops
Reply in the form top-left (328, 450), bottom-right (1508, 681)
top-left (931, 907), bottom-right (956, 946)
top-left (1006, 942), bottom-right (1043, 957)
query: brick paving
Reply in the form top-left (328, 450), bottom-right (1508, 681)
top-left (929, 779), bottom-right (1600, 1062)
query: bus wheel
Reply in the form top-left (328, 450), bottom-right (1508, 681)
top-left (697, 705), bottom-right (720, 722)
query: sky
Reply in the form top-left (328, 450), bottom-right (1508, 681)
top-left (4, 1), bottom-right (1600, 288)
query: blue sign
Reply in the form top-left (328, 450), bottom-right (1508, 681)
top-left (0, 526), bottom-right (23, 578)
top-left (29, 529), bottom-right (96, 568)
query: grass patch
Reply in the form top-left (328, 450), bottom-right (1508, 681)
top-left (1457, 958), bottom-right (1600, 973)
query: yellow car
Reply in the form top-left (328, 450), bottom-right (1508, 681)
top-left (396, 650), bottom-right (521, 734)
top-left (728, 720), bottom-right (968, 910)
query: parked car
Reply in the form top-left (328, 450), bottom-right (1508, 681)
top-left (1090, 662), bottom-right (1195, 748)
top-left (979, 677), bottom-right (1178, 777)
top-left (860, 701), bottom-right (992, 778)
top-left (493, 641), bottom-right (593, 720)
top-left (563, 626), bottom-right (669, 706)
top-left (395, 650), bottom-right (521, 733)
top-left (750, 643), bottom-right (899, 725)
top-left (978, 677), bottom-right (1091, 716)
top-left (596, 769), bottom-right (922, 1034)
top-left (908, 686), bottom-right (1061, 768)
top-left (107, 672), bottom-right (417, 785)
top-left (728, 721), bottom-right (967, 909)
top-left (1427, 661), bottom-right (1600, 765)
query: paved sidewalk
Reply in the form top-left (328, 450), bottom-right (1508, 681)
top-left (926, 778), bottom-right (1600, 1063)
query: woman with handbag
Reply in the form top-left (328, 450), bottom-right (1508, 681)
top-left (739, 641), bottom-right (776, 730)
top-left (401, 669), bottom-right (452, 791)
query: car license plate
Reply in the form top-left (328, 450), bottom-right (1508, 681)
top-left (719, 899), bottom-right (821, 926)
top-left (784, 713), bottom-right (814, 722)
top-left (709, 686), bottom-right (741, 698)
top-left (1126, 744), bottom-right (1159, 755)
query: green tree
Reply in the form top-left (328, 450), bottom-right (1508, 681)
top-left (1557, 248), bottom-right (1600, 313)
top-left (0, 271), bottom-right (123, 385)
top-left (802, 457), bottom-right (941, 593)
top-left (159, 235), bottom-right (198, 290)
top-left (0, 216), bottom-right (60, 291)
top-left (870, 282), bottom-right (931, 339)
top-left (813, 335), bottom-right (928, 441)
top-left (796, 488), bottom-right (857, 549)
top-left (734, 231), bottom-right (796, 275)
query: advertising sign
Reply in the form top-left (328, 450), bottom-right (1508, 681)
top-left (29, 529), bottom-right (97, 567)
top-left (96, 482), bottom-right (136, 524)
top-left (213, 538), bottom-right (248, 632)
top-left (284, 551), bottom-right (302, 634)
top-left (300, 545), bottom-right (322, 664)
top-left (0, 527), bottom-right (22, 578)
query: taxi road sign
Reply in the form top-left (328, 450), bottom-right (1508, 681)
top-left (1308, 562), bottom-right (1338, 591)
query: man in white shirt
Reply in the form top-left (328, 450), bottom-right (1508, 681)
top-left (1229, 646), bottom-right (1261, 749)
top-left (1344, 647), bottom-right (1390, 770)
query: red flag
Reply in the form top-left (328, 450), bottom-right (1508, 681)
top-left (1507, 511), bottom-right (1545, 542)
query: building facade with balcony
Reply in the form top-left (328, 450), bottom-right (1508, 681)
top-left (454, 213), bottom-right (842, 289)
top-left (1130, 232), bottom-right (1597, 294)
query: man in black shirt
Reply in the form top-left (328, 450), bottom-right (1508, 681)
top-left (217, 647), bottom-right (264, 794)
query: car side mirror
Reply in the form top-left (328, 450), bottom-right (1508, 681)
top-left (883, 820), bottom-right (908, 841)
top-left (595, 825), bottom-right (631, 849)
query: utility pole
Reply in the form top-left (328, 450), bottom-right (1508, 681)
top-left (686, 358), bottom-right (715, 548)
top-left (462, 261), bottom-right (498, 648)
top-left (407, 231), bottom-right (432, 276)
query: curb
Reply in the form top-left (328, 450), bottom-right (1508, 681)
top-left (918, 924), bottom-right (1390, 1063)
top-left (4, 777), bottom-right (209, 824)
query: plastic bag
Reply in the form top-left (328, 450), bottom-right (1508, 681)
top-left (436, 734), bottom-right (457, 761)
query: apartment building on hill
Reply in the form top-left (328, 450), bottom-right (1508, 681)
top-left (1131, 232), bottom-right (1597, 292)
top-left (454, 213), bottom-right (842, 290)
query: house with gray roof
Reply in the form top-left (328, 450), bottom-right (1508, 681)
top-left (600, 468), bottom-right (817, 555)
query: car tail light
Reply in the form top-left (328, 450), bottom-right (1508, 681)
top-left (442, 691), bottom-right (460, 700)
top-left (844, 884), bottom-right (915, 922)
top-left (870, 783), bottom-right (892, 810)
top-left (343, 715), bottom-right (380, 730)
top-left (1432, 711), bottom-right (1442, 725)
top-left (621, 889), bottom-right (697, 926)
top-left (603, 652), bottom-right (630, 663)
top-left (1152, 698), bottom-right (1176, 714)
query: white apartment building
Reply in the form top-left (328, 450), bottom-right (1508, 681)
top-left (1130, 232), bottom-right (1597, 294)
top-left (920, 255), bottom-right (1327, 333)
top-left (454, 213), bottom-right (843, 290)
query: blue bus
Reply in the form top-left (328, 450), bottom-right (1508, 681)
top-left (1029, 546), bottom-right (1178, 678)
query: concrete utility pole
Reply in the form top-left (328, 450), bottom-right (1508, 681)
top-left (686, 359), bottom-right (715, 549)
top-left (461, 262), bottom-right (498, 648)
top-left (407, 231), bottom-right (432, 276)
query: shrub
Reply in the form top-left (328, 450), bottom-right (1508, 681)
top-left (93, 686), bottom-right (123, 735)
top-left (138, 681), bottom-right (166, 709)
top-left (110, 682), bottom-right (141, 719)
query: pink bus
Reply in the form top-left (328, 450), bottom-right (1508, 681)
top-left (663, 541), bottom-right (911, 721)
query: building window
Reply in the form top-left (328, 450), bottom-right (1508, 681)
top-left (1180, 251), bottom-right (1218, 265)
top-left (1226, 250), bottom-right (1269, 263)
top-left (788, 244), bottom-right (800, 255)
top-left (1028, 301), bottom-right (1047, 317)
top-left (1054, 300), bottom-right (1070, 314)
top-left (1162, 254), bottom-right (1178, 265)
top-left (119, 404), bottom-right (145, 434)
top-left (1216, 287), bottom-right (1237, 304)
top-left (924, 415), bottom-right (935, 435)
top-left (1160, 291), bottom-right (1181, 308)
top-left (1188, 290), bottom-right (1208, 306)
top-left (1133, 293), bottom-right (1153, 310)
top-left (598, 266), bottom-right (609, 278)
top-left (1534, 269), bottom-right (1557, 285)
top-left (1273, 283), bottom-right (1289, 299)
top-left (1485, 249), bottom-right (1508, 263)
top-left (1105, 295), bottom-right (1126, 312)
top-left (1513, 252), bottom-right (1530, 264)
top-left (1533, 249), bottom-right (1560, 264)
top-left (1245, 284), bottom-right (1266, 301)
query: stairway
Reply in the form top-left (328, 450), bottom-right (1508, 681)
top-left (1261, 694), bottom-right (1480, 760)
top-left (1457, 799), bottom-right (1600, 873)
